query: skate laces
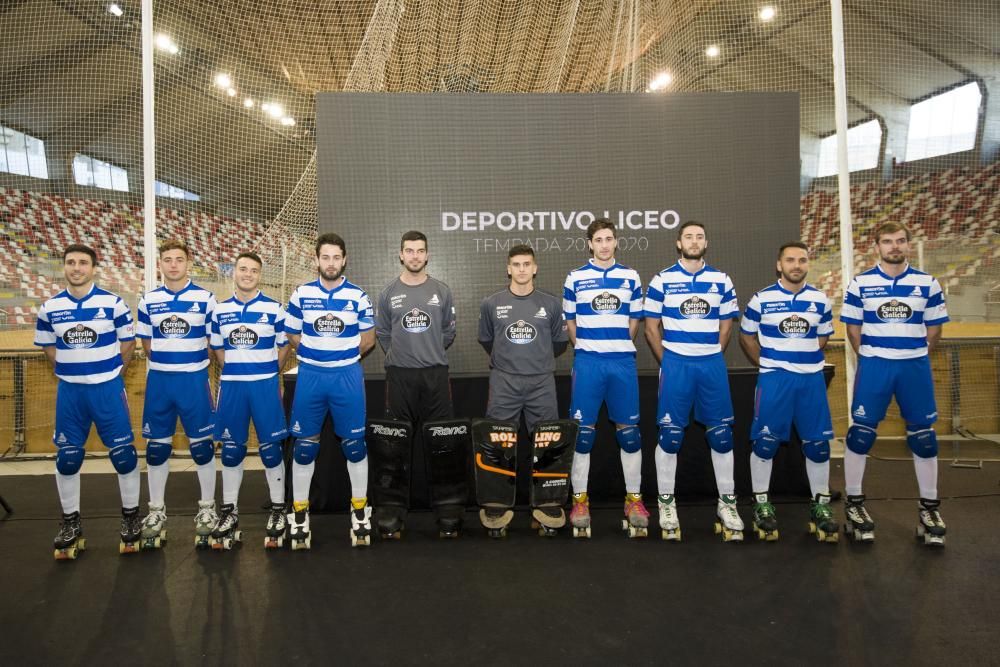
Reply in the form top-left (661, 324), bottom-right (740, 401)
top-left (719, 496), bottom-right (740, 521)
top-left (625, 494), bottom-right (649, 517)
top-left (754, 501), bottom-right (776, 518)
top-left (812, 501), bottom-right (834, 520)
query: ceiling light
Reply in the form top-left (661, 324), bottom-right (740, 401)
top-left (705, 44), bottom-right (720, 58)
top-left (648, 72), bottom-right (673, 92)
top-left (243, 98), bottom-right (254, 108)
top-left (226, 87), bottom-right (236, 97)
top-left (280, 116), bottom-right (296, 127)
top-left (154, 34), bottom-right (179, 54)
top-left (758, 5), bottom-right (777, 22)
top-left (265, 103), bottom-right (284, 119)
top-left (214, 73), bottom-right (232, 89)
top-left (107, 3), bottom-right (124, 17)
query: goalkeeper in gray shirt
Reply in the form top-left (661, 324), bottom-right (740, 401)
top-left (479, 245), bottom-right (569, 430)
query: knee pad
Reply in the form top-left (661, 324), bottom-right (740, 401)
top-left (221, 442), bottom-right (248, 467)
top-left (751, 434), bottom-right (781, 460)
top-left (615, 426), bottom-right (642, 454)
top-left (145, 440), bottom-right (173, 466)
top-left (340, 437), bottom-right (367, 463)
top-left (258, 441), bottom-right (284, 469)
top-left (574, 426), bottom-right (596, 454)
top-left (846, 423), bottom-right (878, 455)
top-left (802, 439), bottom-right (831, 463)
top-left (706, 425), bottom-right (734, 453)
top-left (109, 444), bottom-right (138, 474)
top-left (55, 445), bottom-right (85, 476)
top-left (657, 425), bottom-right (684, 454)
top-left (906, 427), bottom-right (938, 458)
top-left (189, 438), bottom-right (215, 465)
top-left (293, 438), bottom-right (320, 465)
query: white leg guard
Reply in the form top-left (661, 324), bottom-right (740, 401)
top-left (844, 449), bottom-right (867, 496)
top-left (147, 461), bottom-right (170, 507)
top-left (654, 448), bottom-right (677, 496)
top-left (292, 461), bottom-right (315, 504)
top-left (265, 461), bottom-right (286, 505)
top-left (570, 452), bottom-right (590, 495)
top-left (711, 450), bottom-right (735, 496)
top-left (913, 455), bottom-right (938, 500)
top-left (620, 450), bottom-right (642, 495)
top-left (222, 461), bottom-right (244, 506)
top-left (749, 454), bottom-right (773, 495)
top-left (347, 458), bottom-right (368, 499)
top-left (196, 460), bottom-right (216, 502)
top-left (56, 472), bottom-right (81, 515)
top-left (805, 459), bottom-right (830, 497)
top-left (118, 467), bottom-right (140, 508)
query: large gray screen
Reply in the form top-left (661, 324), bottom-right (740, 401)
top-left (316, 92), bottom-right (799, 375)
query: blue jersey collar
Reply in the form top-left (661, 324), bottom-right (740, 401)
top-left (315, 277), bottom-right (346, 295)
top-left (64, 283), bottom-right (97, 304)
top-left (163, 279), bottom-right (193, 297)
top-left (232, 290), bottom-right (263, 306)
top-left (874, 263), bottom-right (911, 281)
top-left (674, 259), bottom-right (707, 278)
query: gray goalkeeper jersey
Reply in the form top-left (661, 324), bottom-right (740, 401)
top-left (478, 288), bottom-right (567, 375)
top-left (376, 276), bottom-right (456, 368)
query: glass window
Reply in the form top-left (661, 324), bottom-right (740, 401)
top-left (0, 125), bottom-right (48, 178)
top-left (110, 165), bottom-right (129, 192)
top-left (816, 119), bottom-right (882, 177)
top-left (92, 159), bottom-right (112, 190)
top-left (4, 127), bottom-right (28, 176)
top-left (73, 154), bottom-right (94, 187)
top-left (24, 135), bottom-right (48, 179)
top-left (906, 81), bottom-right (982, 161)
top-left (155, 179), bottom-right (199, 201)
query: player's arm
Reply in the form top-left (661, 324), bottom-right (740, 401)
top-left (643, 316), bottom-right (663, 365)
top-left (120, 339), bottom-right (136, 371)
top-left (551, 304), bottom-right (569, 358)
top-left (478, 298), bottom-right (493, 355)
top-left (719, 318), bottom-right (734, 352)
top-left (277, 344), bottom-right (290, 370)
top-left (840, 278), bottom-right (863, 356)
top-left (565, 319), bottom-right (577, 347)
top-left (212, 348), bottom-right (225, 368)
top-left (562, 274), bottom-right (577, 348)
top-left (845, 324), bottom-right (861, 355)
top-left (629, 318), bottom-right (639, 340)
top-left (739, 332), bottom-right (760, 366)
top-left (817, 335), bottom-right (830, 351)
top-left (926, 324), bottom-right (942, 355)
top-left (44, 346), bottom-right (57, 367)
top-left (643, 275), bottom-right (664, 364)
top-left (375, 288), bottom-right (393, 353)
top-left (34, 305), bottom-right (57, 370)
top-left (113, 298), bottom-right (136, 372)
top-left (442, 287), bottom-right (457, 350)
top-left (718, 277), bottom-right (737, 352)
top-left (360, 329), bottom-right (376, 357)
top-left (287, 333), bottom-right (301, 351)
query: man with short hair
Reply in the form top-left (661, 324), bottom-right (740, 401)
top-left (840, 222), bottom-right (948, 545)
top-left (137, 239), bottom-right (218, 549)
top-left (209, 252), bottom-right (291, 549)
top-left (739, 241), bottom-right (838, 542)
top-left (35, 244), bottom-right (139, 557)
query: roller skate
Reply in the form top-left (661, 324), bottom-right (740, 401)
top-left (531, 506), bottom-right (565, 537)
top-left (193, 500), bottom-right (217, 550)
top-left (437, 506), bottom-right (463, 539)
top-left (808, 493), bottom-right (839, 543)
top-left (53, 512), bottom-right (85, 560)
top-left (622, 493), bottom-right (649, 538)
top-left (210, 503), bottom-right (241, 551)
top-left (350, 497), bottom-right (372, 547)
top-left (844, 494), bottom-right (875, 543)
top-left (119, 506), bottom-right (142, 554)
top-left (570, 492), bottom-right (591, 539)
top-left (480, 507), bottom-right (514, 538)
top-left (264, 503), bottom-right (287, 549)
top-left (376, 507), bottom-right (405, 540)
top-left (916, 498), bottom-right (946, 547)
top-left (751, 493), bottom-right (779, 542)
top-left (140, 503), bottom-right (167, 550)
top-left (714, 494), bottom-right (744, 542)
top-left (657, 494), bottom-right (681, 541)
top-left (288, 500), bottom-right (311, 550)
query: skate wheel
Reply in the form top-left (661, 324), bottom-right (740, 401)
top-left (808, 521), bottom-right (818, 535)
top-left (77, 538), bottom-right (86, 550)
top-left (714, 522), bottom-right (722, 535)
top-left (661, 528), bottom-right (681, 542)
top-left (572, 526), bottom-right (591, 539)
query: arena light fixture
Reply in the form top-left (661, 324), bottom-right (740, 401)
top-left (214, 73), bottom-right (232, 89)
top-left (154, 34), bottom-right (179, 55)
top-left (648, 72), bottom-right (673, 92)
top-left (107, 3), bottom-right (124, 17)
top-left (226, 88), bottom-right (237, 97)
top-left (758, 5), bottom-right (777, 22)
top-left (705, 44), bottom-right (721, 58)
top-left (264, 103), bottom-right (285, 119)
top-left (243, 98), bottom-right (254, 108)
top-left (280, 116), bottom-right (296, 127)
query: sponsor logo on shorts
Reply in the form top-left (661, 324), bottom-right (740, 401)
top-left (142, 423), bottom-right (151, 434)
top-left (56, 432), bottom-right (67, 444)
top-left (62, 323), bottom-right (99, 349)
top-left (112, 434), bottom-right (131, 443)
top-left (371, 424), bottom-right (407, 438)
top-left (292, 421), bottom-right (301, 433)
top-left (228, 325), bottom-right (259, 349)
top-left (573, 409), bottom-right (583, 421)
top-left (659, 413), bottom-right (672, 425)
top-left (876, 299), bottom-right (913, 323)
top-left (778, 314), bottom-right (810, 338)
top-left (159, 315), bottom-right (191, 338)
top-left (402, 308), bottom-right (431, 333)
top-left (429, 425), bottom-right (467, 437)
top-left (591, 291), bottom-right (621, 315)
top-left (313, 313), bottom-right (346, 337)
top-left (221, 428), bottom-right (231, 439)
top-left (854, 405), bottom-right (866, 418)
top-left (505, 320), bottom-right (537, 344)
top-left (679, 296), bottom-right (710, 319)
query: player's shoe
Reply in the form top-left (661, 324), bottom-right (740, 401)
top-left (140, 503), bottom-right (167, 549)
top-left (844, 494), bottom-right (875, 543)
top-left (570, 492), bottom-right (591, 538)
top-left (119, 506), bottom-right (142, 554)
top-left (657, 494), bottom-right (681, 541)
top-left (288, 500), bottom-right (311, 550)
top-left (808, 493), bottom-right (839, 543)
top-left (751, 492), bottom-right (779, 542)
top-left (714, 494), bottom-right (744, 542)
top-left (622, 493), bottom-right (649, 538)
top-left (916, 498), bottom-right (946, 546)
top-left (210, 503), bottom-right (241, 550)
top-left (350, 497), bottom-right (372, 547)
top-left (264, 503), bottom-right (287, 549)
top-left (194, 500), bottom-right (217, 550)
top-left (53, 511), bottom-right (85, 560)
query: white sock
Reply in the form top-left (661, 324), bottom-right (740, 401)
top-left (293, 461), bottom-right (315, 504)
top-left (750, 455), bottom-right (772, 494)
top-left (571, 452), bottom-right (590, 495)
top-left (196, 460), bottom-right (216, 502)
top-left (347, 457), bottom-right (368, 499)
top-left (146, 461), bottom-right (169, 507)
top-left (805, 459), bottom-right (830, 497)
top-left (265, 462), bottom-right (285, 505)
top-left (620, 450), bottom-right (641, 494)
top-left (913, 455), bottom-right (938, 500)
top-left (844, 449), bottom-right (867, 496)
top-left (222, 461), bottom-right (244, 506)
top-left (56, 472), bottom-right (81, 514)
top-left (118, 468), bottom-right (140, 508)
top-left (654, 448), bottom-right (677, 496)
top-left (711, 450), bottom-right (735, 496)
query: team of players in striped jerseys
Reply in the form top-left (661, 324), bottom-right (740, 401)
top-left (38, 218), bottom-right (948, 557)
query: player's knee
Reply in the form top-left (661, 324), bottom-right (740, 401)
top-left (706, 425), bottom-right (734, 453)
top-left (145, 439), bottom-right (173, 466)
top-left (258, 441), bottom-right (284, 469)
top-left (55, 445), bottom-right (85, 475)
top-left (293, 438), bottom-right (320, 465)
top-left (802, 439), bottom-right (831, 463)
top-left (221, 442), bottom-right (247, 467)
top-left (574, 426), bottom-right (596, 454)
top-left (846, 423), bottom-right (878, 455)
top-left (751, 434), bottom-right (781, 460)
top-left (657, 425), bottom-right (684, 454)
top-left (189, 438), bottom-right (215, 465)
top-left (340, 438), bottom-right (367, 463)
top-left (109, 444), bottom-right (138, 474)
top-left (906, 426), bottom-right (938, 458)
top-left (615, 426), bottom-right (642, 453)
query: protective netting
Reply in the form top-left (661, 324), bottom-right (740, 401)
top-left (0, 0), bottom-right (998, 453)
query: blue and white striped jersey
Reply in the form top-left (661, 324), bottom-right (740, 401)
top-left (644, 261), bottom-right (738, 357)
top-left (285, 278), bottom-right (374, 368)
top-left (840, 264), bottom-right (948, 360)
top-left (210, 291), bottom-right (288, 382)
top-left (137, 281), bottom-right (215, 373)
top-left (741, 282), bottom-right (833, 374)
top-left (34, 284), bottom-right (135, 384)
top-left (562, 260), bottom-right (643, 358)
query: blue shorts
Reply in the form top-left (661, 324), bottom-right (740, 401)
top-left (142, 368), bottom-right (215, 441)
top-left (569, 352), bottom-right (639, 426)
top-left (214, 375), bottom-right (288, 446)
top-left (852, 355), bottom-right (938, 426)
top-left (54, 376), bottom-right (134, 449)
top-left (751, 369), bottom-right (834, 442)
top-left (289, 362), bottom-right (366, 439)
top-left (657, 350), bottom-right (734, 429)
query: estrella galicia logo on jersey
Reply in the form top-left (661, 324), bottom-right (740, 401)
top-left (63, 323), bottom-right (98, 349)
top-left (313, 313), bottom-right (345, 337)
top-left (778, 314), bottom-right (810, 338)
top-left (679, 296), bottom-right (710, 319)
top-left (159, 314), bottom-right (191, 338)
top-left (876, 299), bottom-right (913, 323)
top-left (228, 325), bottom-right (259, 349)
top-left (505, 320), bottom-right (537, 344)
top-left (402, 308), bottom-right (431, 333)
top-left (591, 291), bottom-right (621, 314)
